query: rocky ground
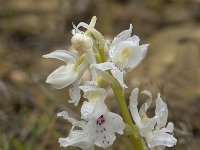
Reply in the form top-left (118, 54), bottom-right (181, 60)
top-left (0, 0), bottom-right (200, 149)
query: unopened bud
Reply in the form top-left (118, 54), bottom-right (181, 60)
top-left (71, 33), bottom-right (93, 51)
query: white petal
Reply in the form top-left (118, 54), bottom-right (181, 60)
top-left (57, 111), bottom-right (85, 127)
top-left (165, 122), bottom-right (174, 133)
top-left (105, 112), bottom-right (125, 134)
top-left (147, 132), bottom-right (177, 148)
top-left (111, 67), bottom-right (127, 88)
top-left (46, 64), bottom-right (78, 89)
top-left (58, 131), bottom-right (93, 149)
top-left (127, 35), bottom-right (140, 46)
top-left (86, 115), bottom-right (117, 149)
top-left (111, 42), bottom-right (134, 69)
top-left (155, 93), bottom-right (168, 128)
top-left (129, 88), bottom-right (142, 128)
top-left (110, 24), bottom-right (133, 56)
top-left (86, 50), bottom-right (98, 80)
top-left (43, 50), bottom-right (76, 64)
top-left (139, 90), bottom-right (152, 118)
top-left (112, 42), bottom-right (133, 69)
top-left (79, 85), bottom-right (107, 102)
top-left (95, 130), bottom-right (116, 149)
top-left (125, 44), bottom-right (149, 71)
top-left (76, 22), bottom-right (90, 30)
top-left (77, 57), bottom-right (89, 79)
top-left (158, 122), bottom-right (174, 134)
top-left (140, 117), bottom-right (158, 137)
top-left (140, 44), bottom-right (149, 54)
top-left (72, 23), bottom-right (83, 35)
top-left (91, 62), bottom-right (116, 71)
top-left (91, 62), bottom-right (127, 88)
top-left (75, 21), bottom-right (104, 44)
top-left (81, 101), bottom-right (107, 120)
top-left (69, 81), bottom-right (81, 106)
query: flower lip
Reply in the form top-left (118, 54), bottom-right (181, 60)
top-left (46, 64), bottom-right (78, 89)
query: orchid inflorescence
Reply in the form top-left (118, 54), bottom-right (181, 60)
top-left (43, 16), bottom-right (177, 150)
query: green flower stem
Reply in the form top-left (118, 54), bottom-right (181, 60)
top-left (111, 83), bottom-right (146, 150)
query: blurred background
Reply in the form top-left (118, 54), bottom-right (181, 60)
top-left (0, 0), bottom-right (200, 149)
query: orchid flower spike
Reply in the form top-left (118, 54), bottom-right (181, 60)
top-left (129, 88), bottom-right (177, 149)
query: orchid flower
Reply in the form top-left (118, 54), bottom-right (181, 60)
top-left (57, 111), bottom-right (94, 150)
top-left (92, 25), bottom-right (149, 88)
top-left (129, 88), bottom-right (177, 149)
top-left (57, 108), bottom-right (125, 149)
top-left (109, 24), bottom-right (149, 71)
top-left (43, 50), bottom-right (79, 89)
top-left (43, 50), bottom-right (88, 106)
top-left (79, 82), bottom-right (108, 120)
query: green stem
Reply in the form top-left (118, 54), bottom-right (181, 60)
top-left (111, 83), bottom-right (146, 150)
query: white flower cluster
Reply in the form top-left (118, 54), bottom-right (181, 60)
top-left (43, 16), bottom-right (177, 150)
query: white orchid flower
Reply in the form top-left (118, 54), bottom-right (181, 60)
top-left (79, 82), bottom-right (108, 120)
top-left (57, 109), bottom-right (125, 149)
top-left (57, 111), bottom-right (94, 150)
top-left (43, 50), bottom-right (78, 89)
top-left (110, 24), bottom-right (149, 71)
top-left (43, 50), bottom-right (88, 106)
top-left (92, 25), bottom-right (149, 88)
top-left (129, 88), bottom-right (177, 149)
top-left (77, 83), bottom-right (125, 148)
